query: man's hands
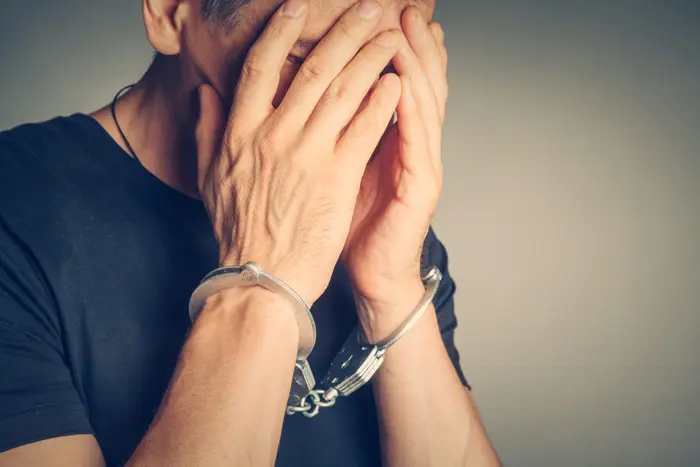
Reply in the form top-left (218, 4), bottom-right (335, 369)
top-left (195, 0), bottom-right (402, 306)
top-left (342, 8), bottom-right (449, 342)
top-left (195, 0), bottom-right (448, 325)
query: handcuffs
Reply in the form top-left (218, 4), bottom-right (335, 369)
top-left (189, 261), bottom-right (442, 418)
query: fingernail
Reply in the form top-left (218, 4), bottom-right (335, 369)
top-left (358, 0), bottom-right (381, 20)
top-left (282, 0), bottom-right (306, 18)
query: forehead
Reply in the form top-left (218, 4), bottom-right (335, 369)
top-left (244, 0), bottom-right (436, 53)
top-left (308, 0), bottom-right (435, 18)
top-left (304, 0), bottom-right (435, 39)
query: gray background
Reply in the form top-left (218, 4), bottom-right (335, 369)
top-left (1, 0), bottom-right (699, 466)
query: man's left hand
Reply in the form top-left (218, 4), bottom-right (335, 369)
top-left (342, 7), bottom-right (448, 343)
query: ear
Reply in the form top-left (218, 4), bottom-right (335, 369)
top-left (143, 0), bottom-right (191, 55)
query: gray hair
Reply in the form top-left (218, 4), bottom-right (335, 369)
top-left (201, 0), bottom-right (253, 28)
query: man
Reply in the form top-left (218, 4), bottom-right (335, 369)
top-left (0, 0), bottom-right (500, 465)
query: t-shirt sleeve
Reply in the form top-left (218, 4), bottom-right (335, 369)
top-left (0, 219), bottom-right (93, 453)
top-left (421, 226), bottom-right (471, 389)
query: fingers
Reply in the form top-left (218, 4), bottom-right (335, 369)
top-left (402, 8), bottom-right (446, 110)
top-left (429, 23), bottom-right (448, 79)
top-left (195, 84), bottom-right (226, 192)
top-left (392, 33), bottom-right (443, 171)
top-left (393, 36), bottom-right (439, 125)
top-left (275, 0), bottom-right (385, 130)
top-left (306, 29), bottom-right (401, 139)
top-left (395, 75), bottom-right (433, 177)
top-left (231, 0), bottom-right (309, 126)
top-left (336, 73), bottom-right (401, 171)
top-left (428, 22), bottom-right (448, 118)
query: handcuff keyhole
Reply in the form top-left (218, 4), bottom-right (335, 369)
top-left (340, 354), bottom-right (353, 369)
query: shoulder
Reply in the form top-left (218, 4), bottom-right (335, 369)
top-left (0, 113), bottom-right (121, 210)
top-left (1, 115), bottom-right (78, 148)
top-left (0, 114), bottom-right (97, 188)
top-left (0, 114), bottom-right (88, 156)
top-left (0, 115), bottom-right (114, 265)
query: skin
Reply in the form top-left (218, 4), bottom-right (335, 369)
top-left (0, 0), bottom-right (501, 465)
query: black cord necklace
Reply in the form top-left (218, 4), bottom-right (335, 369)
top-left (110, 84), bottom-right (141, 166)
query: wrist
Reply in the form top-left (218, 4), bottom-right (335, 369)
top-left (354, 278), bottom-right (426, 344)
top-left (217, 254), bottom-right (323, 307)
top-left (198, 286), bottom-right (300, 345)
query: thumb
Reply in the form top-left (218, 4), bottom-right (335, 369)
top-left (195, 84), bottom-right (226, 191)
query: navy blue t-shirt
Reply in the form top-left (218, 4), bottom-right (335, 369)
top-left (0, 114), bottom-right (469, 466)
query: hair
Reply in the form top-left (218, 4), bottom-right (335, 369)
top-left (151, 0), bottom-right (251, 60)
top-left (201, 0), bottom-right (254, 28)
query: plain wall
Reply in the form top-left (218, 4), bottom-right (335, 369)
top-left (1, 1), bottom-right (699, 466)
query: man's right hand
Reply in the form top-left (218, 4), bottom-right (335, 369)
top-left (195, 0), bottom-right (401, 307)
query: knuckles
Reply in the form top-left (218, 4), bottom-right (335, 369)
top-left (296, 59), bottom-right (327, 85)
top-left (239, 56), bottom-right (265, 84)
top-left (334, 19), bottom-right (356, 40)
top-left (323, 79), bottom-right (352, 106)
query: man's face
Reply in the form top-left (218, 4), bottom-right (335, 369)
top-left (183, 0), bottom-right (436, 108)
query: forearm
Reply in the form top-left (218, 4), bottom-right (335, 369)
top-left (127, 287), bottom-right (298, 467)
top-left (360, 284), bottom-right (500, 467)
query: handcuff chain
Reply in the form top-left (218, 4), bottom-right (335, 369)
top-left (286, 267), bottom-right (443, 418)
top-left (286, 389), bottom-right (338, 418)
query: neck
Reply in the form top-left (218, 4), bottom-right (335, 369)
top-left (92, 54), bottom-right (202, 199)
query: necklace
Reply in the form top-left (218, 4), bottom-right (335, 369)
top-left (110, 84), bottom-right (141, 166)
